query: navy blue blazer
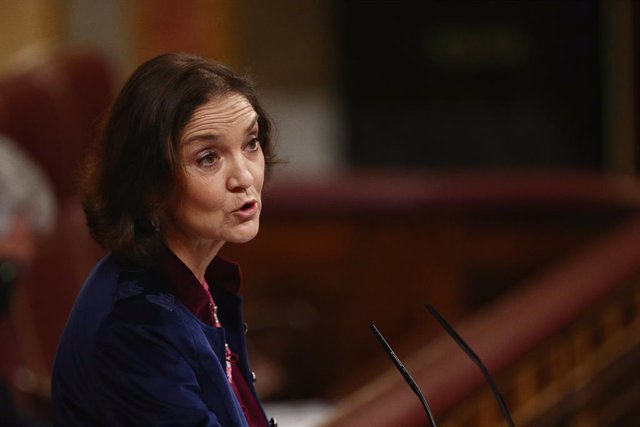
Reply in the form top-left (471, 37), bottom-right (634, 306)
top-left (52, 254), bottom-right (266, 426)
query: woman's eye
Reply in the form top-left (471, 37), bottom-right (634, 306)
top-left (197, 151), bottom-right (218, 166)
top-left (246, 138), bottom-right (261, 152)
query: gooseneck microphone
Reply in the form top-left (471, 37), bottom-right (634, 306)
top-left (370, 306), bottom-right (515, 426)
top-left (369, 324), bottom-right (438, 427)
top-left (425, 304), bottom-right (515, 427)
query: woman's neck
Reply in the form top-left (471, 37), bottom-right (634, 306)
top-left (162, 235), bottom-right (225, 282)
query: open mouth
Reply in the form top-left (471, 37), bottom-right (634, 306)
top-left (238, 201), bottom-right (257, 212)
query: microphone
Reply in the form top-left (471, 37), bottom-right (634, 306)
top-left (370, 307), bottom-right (516, 426)
top-left (426, 304), bottom-right (515, 427)
top-left (369, 324), bottom-right (437, 427)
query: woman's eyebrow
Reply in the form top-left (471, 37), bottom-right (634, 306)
top-left (183, 133), bottom-right (219, 145)
top-left (246, 116), bottom-right (259, 132)
top-left (183, 114), bottom-right (259, 145)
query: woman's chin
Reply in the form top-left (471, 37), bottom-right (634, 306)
top-left (225, 223), bottom-right (260, 244)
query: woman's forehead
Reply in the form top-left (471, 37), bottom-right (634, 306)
top-left (184, 94), bottom-right (256, 133)
top-left (179, 95), bottom-right (257, 148)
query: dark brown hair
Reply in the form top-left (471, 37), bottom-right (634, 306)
top-left (81, 53), bottom-right (275, 266)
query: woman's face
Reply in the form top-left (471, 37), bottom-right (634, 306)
top-left (162, 93), bottom-right (265, 252)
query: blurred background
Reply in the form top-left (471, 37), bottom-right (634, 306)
top-left (1, 0), bottom-right (640, 425)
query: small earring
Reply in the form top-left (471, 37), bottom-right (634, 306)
top-left (151, 218), bottom-right (160, 232)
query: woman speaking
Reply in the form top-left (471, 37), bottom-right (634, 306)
top-left (52, 53), bottom-right (277, 427)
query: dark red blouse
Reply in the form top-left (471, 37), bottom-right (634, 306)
top-left (159, 249), bottom-right (268, 427)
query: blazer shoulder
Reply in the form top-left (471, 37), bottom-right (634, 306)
top-left (97, 286), bottom-right (197, 358)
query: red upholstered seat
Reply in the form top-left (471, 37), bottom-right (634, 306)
top-left (0, 49), bottom-right (112, 400)
top-left (0, 49), bottom-right (112, 198)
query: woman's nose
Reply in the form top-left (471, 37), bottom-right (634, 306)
top-left (226, 155), bottom-right (254, 191)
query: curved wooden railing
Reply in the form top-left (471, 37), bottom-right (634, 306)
top-left (225, 170), bottom-right (640, 404)
top-left (264, 170), bottom-right (640, 216)
top-left (320, 215), bottom-right (640, 426)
